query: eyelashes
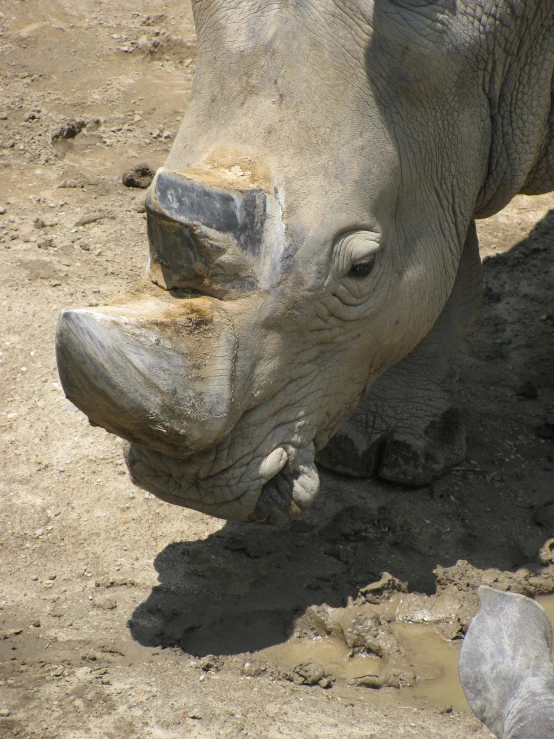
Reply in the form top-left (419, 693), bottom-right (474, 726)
top-left (347, 256), bottom-right (376, 279)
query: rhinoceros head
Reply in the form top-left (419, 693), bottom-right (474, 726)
top-left (56, 1), bottom-right (491, 522)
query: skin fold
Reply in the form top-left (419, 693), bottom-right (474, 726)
top-left (56, 1), bottom-right (554, 523)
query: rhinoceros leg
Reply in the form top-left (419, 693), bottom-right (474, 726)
top-left (317, 220), bottom-right (482, 486)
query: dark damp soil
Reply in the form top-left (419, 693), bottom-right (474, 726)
top-left (0, 1), bottom-right (553, 738)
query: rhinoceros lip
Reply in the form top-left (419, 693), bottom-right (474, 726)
top-left (123, 441), bottom-right (320, 524)
top-left (248, 447), bottom-right (320, 525)
top-left (249, 472), bottom-right (300, 525)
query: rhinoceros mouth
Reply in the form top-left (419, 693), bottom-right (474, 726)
top-left (248, 453), bottom-right (320, 525)
top-left (124, 441), bottom-right (320, 525)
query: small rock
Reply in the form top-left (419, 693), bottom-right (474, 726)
top-left (0, 207), bottom-right (7, 215)
top-left (291, 659), bottom-right (326, 686)
top-left (539, 538), bottom-right (554, 564)
top-left (187, 709), bottom-right (203, 719)
top-left (200, 655), bottom-right (222, 672)
top-left (357, 572), bottom-right (408, 604)
top-left (142, 13), bottom-right (166, 26)
top-left (0, 709), bottom-right (11, 717)
top-left (33, 217), bottom-right (46, 229)
top-left (37, 237), bottom-right (54, 249)
top-left (51, 119), bottom-right (86, 143)
top-left (516, 381), bottom-right (538, 399)
top-left (30, 619), bottom-right (41, 628)
top-left (3, 629), bottom-right (22, 639)
top-left (241, 661), bottom-right (265, 677)
top-left (122, 162), bottom-right (154, 189)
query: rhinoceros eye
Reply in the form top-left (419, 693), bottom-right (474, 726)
top-left (348, 257), bottom-right (376, 279)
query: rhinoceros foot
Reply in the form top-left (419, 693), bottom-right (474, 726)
top-left (317, 406), bottom-right (466, 487)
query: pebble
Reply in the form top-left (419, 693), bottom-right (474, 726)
top-left (0, 709), bottom-right (11, 717)
top-left (122, 162), bottom-right (154, 189)
top-left (539, 539), bottom-right (554, 565)
top-left (200, 655), bottom-right (222, 672)
top-left (292, 659), bottom-right (326, 686)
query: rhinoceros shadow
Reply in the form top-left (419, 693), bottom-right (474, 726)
top-left (130, 210), bottom-right (554, 656)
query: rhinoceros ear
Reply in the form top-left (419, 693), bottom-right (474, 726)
top-left (459, 586), bottom-right (554, 737)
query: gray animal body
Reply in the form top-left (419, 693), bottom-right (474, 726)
top-left (459, 587), bottom-right (554, 738)
top-left (56, 1), bottom-right (554, 523)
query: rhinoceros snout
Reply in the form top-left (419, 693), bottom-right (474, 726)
top-left (55, 295), bottom-right (238, 457)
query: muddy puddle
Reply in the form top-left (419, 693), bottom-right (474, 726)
top-left (260, 594), bottom-right (554, 712)
top-left (262, 638), bottom-right (382, 684)
top-left (261, 625), bottom-right (468, 711)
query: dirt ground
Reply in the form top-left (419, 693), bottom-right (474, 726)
top-left (1, 2), bottom-right (554, 738)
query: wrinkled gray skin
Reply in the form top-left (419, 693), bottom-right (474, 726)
top-left (56, 1), bottom-right (554, 523)
top-left (459, 586), bottom-right (554, 738)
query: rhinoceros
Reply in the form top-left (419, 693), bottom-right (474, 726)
top-left (56, 1), bottom-right (554, 524)
top-left (459, 586), bottom-right (554, 738)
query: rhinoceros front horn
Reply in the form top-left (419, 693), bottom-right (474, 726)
top-left (55, 294), bottom-right (237, 457)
